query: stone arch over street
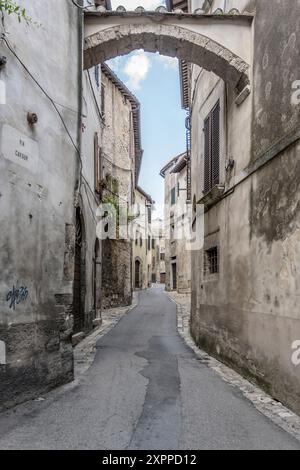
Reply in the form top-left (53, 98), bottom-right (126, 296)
top-left (84, 10), bottom-right (253, 93)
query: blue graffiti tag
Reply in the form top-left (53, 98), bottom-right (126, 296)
top-left (6, 283), bottom-right (29, 310)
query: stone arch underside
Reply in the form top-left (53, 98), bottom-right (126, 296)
top-left (84, 22), bottom-right (251, 92)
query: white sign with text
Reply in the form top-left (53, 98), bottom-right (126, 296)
top-left (1, 124), bottom-right (39, 173)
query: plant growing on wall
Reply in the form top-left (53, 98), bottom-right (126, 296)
top-left (0, 0), bottom-right (32, 23)
top-left (101, 175), bottom-right (138, 239)
top-left (102, 193), bottom-right (137, 238)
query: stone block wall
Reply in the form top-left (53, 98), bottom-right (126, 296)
top-left (102, 240), bottom-right (132, 309)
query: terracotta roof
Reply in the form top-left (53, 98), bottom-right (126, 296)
top-left (179, 60), bottom-right (190, 109)
top-left (160, 152), bottom-right (186, 178)
top-left (171, 152), bottom-right (187, 173)
top-left (101, 63), bottom-right (143, 182)
top-left (136, 186), bottom-right (154, 204)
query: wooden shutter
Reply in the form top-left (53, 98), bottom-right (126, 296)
top-left (204, 117), bottom-right (210, 194)
top-left (94, 133), bottom-right (102, 194)
top-left (101, 83), bottom-right (105, 119)
top-left (211, 101), bottom-right (220, 186)
top-left (94, 132), bottom-right (99, 193)
top-left (171, 187), bottom-right (176, 205)
top-left (97, 146), bottom-right (102, 195)
top-left (203, 100), bottom-right (220, 194)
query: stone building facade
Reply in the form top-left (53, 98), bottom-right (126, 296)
top-left (77, 63), bottom-right (105, 341)
top-left (155, 226), bottom-right (166, 285)
top-left (100, 64), bottom-right (143, 309)
top-left (0, 1), bottom-right (82, 410)
top-left (161, 153), bottom-right (191, 293)
top-left (0, 0), bottom-right (121, 411)
top-left (149, 218), bottom-right (166, 285)
top-left (132, 187), bottom-right (153, 290)
top-left (181, 0), bottom-right (300, 414)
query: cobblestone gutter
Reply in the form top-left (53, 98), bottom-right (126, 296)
top-left (167, 291), bottom-right (300, 443)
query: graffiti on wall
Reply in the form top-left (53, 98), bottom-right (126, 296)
top-left (6, 283), bottom-right (29, 310)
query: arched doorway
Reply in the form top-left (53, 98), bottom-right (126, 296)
top-left (73, 207), bottom-right (86, 334)
top-left (135, 259), bottom-right (142, 289)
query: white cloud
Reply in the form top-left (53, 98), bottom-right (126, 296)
top-left (107, 57), bottom-right (122, 73)
top-left (111, 1), bottom-right (165, 10)
top-left (123, 50), bottom-right (151, 90)
top-left (156, 54), bottom-right (178, 70)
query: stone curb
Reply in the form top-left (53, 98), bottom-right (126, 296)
top-left (167, 291), bottom-right (300, 443)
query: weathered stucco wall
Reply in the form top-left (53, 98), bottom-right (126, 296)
top-left (102, 239), bottom-right (132, 309)
top-left (101, 68), bottom-right (135, 309)
top-left (156, 235), bottom-right (166, 285)
top-left (190, 0), bottom-right (300, 414)
top-left (163, 157), bottom-right (191, 293)
top-left (252, 0), bottom-right (300, 162)
top-left (163, 161), bottom-right (176, 291)
top-left (0, 1), bottom-right (81, 409)
top-left (80, 67), bottom-right (103, 329)
top-left (176, 167), bottom-right (191, 293)
top-left (132, 189), bottom-right (152, 291)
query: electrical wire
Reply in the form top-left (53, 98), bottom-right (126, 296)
top-left (82, 181), bottom-right (98, 225)
top-left (102, 153), bottom-right (133, 173)
top-left (1, 33), bottom-right (132, 221)
top-left (87, 68), bottom-right (104, 124)
top-left (1, 35), bottom-right (82, 164)
top-left (0, 34), bottom-right (105, 219)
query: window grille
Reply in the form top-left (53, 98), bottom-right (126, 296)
top-left (204, 246), bottom-right (219, 276)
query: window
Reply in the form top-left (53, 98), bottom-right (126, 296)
top-left (204, 247), bottom-right (219, 276)
top-left (101, 82), bottom-right (105, 120)
top-left (171, 187), bottom-right (176, 205)
top-left (160, 253), bottom-right (165, 261)
top-left (140, 235), bottom-right (143, 247)
top-left (148, 236), bottom-right (151, 251)
top-left (94, 133), bottom-right (102, 194)
top-left (147, 207), bottom-right (152, 225)
top-left (94, 65), bottom-right (100, 89)
top-left (152, 239), bottom-right (155, 250)
top-left (204, 100), bottom-right (220, 194)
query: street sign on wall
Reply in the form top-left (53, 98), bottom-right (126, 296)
top-left (1, 124), bottom-right (39, 173)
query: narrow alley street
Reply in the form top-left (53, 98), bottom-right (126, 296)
top-left (0, 285), bottom-right (299, 451)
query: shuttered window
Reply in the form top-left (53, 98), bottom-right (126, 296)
top-left (203, 100), bottom-right (220, 194)
top-left (94, 133), bottom-right (102, 194)
top-left (101, 82), bottom-right (105, 120)
top-left (94, 65), bottom-right (100, 89)
top-left (171, 187), bottom-right (176, 205)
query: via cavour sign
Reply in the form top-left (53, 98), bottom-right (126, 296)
top-left (1, 124), bottom-right (39, 173)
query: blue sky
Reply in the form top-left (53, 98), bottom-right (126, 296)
top-left (109, 2), bottom-right (187, 210)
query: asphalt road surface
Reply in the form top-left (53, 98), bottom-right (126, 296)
top-left (0, 285), bottom-right (299, 450)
